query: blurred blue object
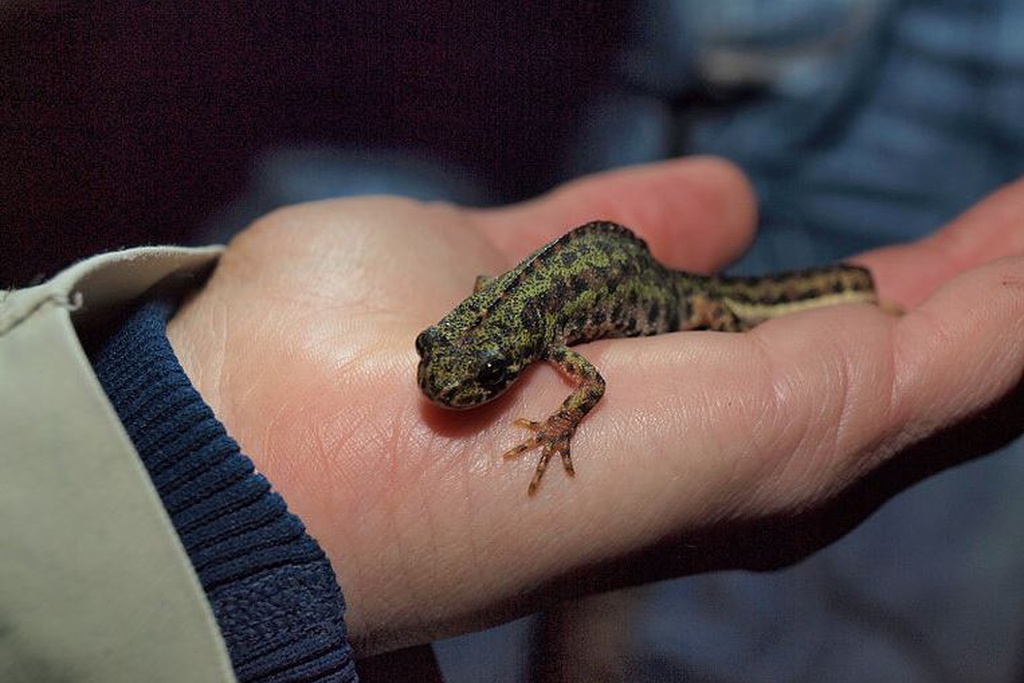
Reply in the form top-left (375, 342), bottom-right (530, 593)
top-left (201, 147), bottom-right (489, 243)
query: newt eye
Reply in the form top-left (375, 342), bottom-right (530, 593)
top-left (477, 356), bottom-right (510, 391)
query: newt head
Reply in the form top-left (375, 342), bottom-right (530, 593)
top-left (415, 323), bottom-right (530, 409)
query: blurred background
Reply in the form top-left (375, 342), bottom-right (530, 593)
top-left (2, 2), bottom-right (629, 285)
top-left (5, 1), bottom-right (1024, 681)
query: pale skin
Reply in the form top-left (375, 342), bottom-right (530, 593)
top-left (166, 158), bottom-right (1024, 664)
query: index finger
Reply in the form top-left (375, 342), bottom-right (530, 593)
top-left (470, 157), bottom-right (758, 273)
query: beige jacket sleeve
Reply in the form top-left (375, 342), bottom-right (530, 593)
top-left (0, 247), bottom-right (236, 683)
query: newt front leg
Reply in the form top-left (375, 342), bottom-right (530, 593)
top-left (502, 346), bottom-right (606, 495)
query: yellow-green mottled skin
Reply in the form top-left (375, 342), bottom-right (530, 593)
top-left (416, 221), bottom-right (877, 495)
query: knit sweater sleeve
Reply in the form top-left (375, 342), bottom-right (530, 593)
top-left (90, 299), bottom-right (358, 683)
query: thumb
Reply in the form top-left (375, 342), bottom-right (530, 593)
top-left (470, 157), bottom-right (758, 273)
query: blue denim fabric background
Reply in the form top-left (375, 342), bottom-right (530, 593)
top-left (214, 1), bottom-right (1024, 679)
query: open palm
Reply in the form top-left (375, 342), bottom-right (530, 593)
top-left (166, 158), bottom-right (1024, 655)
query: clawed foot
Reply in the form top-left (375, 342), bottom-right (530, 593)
top-left (502, 411), bottom-right (579, 495)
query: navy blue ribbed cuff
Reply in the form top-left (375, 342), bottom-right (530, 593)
top-left (91, 299), bottom-right (357, 683)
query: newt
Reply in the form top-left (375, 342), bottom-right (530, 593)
top-left (415, 221), bottom-right (877, 495)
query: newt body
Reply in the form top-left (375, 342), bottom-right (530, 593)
top-left (415, 221), bottom-right (877, 494)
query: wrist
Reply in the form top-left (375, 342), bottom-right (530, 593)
top-left (95, 298), bottom-right (356, 679)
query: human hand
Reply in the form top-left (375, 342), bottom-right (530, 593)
top-left (166, 159), bottom-right (1024, 656)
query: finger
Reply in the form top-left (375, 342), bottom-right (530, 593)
top-left (857, 177), bottom-right (1024, 308)
top-left (534, 254), bottom-right (1024, 543)
top-left (696, 252), bottom-right (1024, 502)
top-left (893, 254), bottom-right (1024, 438)
top-left (471, 157), bottom-right (758, 273)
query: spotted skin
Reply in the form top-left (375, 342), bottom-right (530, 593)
top-left (416, 221), bottom-right (878, 495)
